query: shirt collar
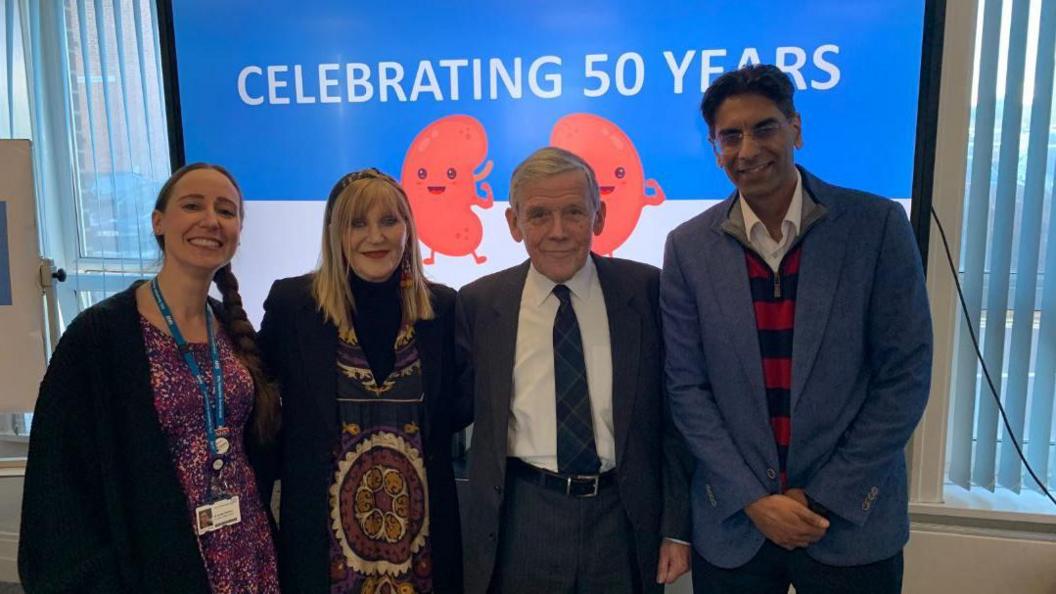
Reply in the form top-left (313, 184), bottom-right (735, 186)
top-left (739, 168), bottom-right (803, 241)
top-left (524, 256), bottom-right (597, 308)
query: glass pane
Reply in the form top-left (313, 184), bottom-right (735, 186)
top-left (63, 0), bottom-right (169, 263)
top-left (0, 0), bottom-right (32, 139)
top-left (949, 0), bottom-right (1056, 503)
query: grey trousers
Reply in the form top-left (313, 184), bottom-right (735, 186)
top-left (488, 468), bottom-right (643, 594)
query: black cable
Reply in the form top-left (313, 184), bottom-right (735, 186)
top-left (930, 204), bottom-right (1056, 506)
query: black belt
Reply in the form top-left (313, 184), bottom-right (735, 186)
top-left (507, 457), bottom-right (616, 498)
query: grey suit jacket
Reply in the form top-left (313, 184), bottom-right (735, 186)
top-left (456, 255), bottom-right (691, 594)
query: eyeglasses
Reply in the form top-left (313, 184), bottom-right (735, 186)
top-left (710, 120), bottom-right (790, 154)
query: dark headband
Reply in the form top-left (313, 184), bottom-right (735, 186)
top-left (323, 167), bottom-right (406, 225)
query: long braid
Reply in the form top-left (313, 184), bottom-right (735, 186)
top-left (213, 264), bottom-right (281, 442)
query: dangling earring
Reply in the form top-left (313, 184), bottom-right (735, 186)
top-left (400, 256), bottom-right (413, 288)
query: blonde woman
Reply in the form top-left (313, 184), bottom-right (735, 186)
top-left (259, 169), bottom-right (469, 593)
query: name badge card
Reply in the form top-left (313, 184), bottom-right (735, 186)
top-left (195, 496), bottom-right (242, 535)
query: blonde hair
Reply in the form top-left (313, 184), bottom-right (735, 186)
top-left (312, 169), bottom-right (434, 333)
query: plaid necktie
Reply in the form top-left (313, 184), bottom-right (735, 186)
top-left (552, 284), bottom-right (601, 475)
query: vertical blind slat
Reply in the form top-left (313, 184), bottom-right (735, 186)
top-left (4, 0), bottom-right (14, 136)
top-left (147, 0), bottom-right (167, 178)
top-left (112, 0), bottom-right (150, 267)
top-left (131, 0), bottom-right (158, 183)
top-left (1027, 100), bottom-right (1056, 490)
top-left (72, 0), bottom-right (103, 265)
top-left (90, 0), bottom-right (122, 268)
top-left (998, 0), bottom-right (1056, 492)
top-left (110, 0), bottom-right (138, 271)
top-left (973, 0), bottom-right (1030, 490)
top-left (950, 0), bottom-right (1005, 488)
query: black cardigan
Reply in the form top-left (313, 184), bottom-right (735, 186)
top-left (18, 283), bottom-right (276, 593)
top-left (258, 274), bottom-right (469, 594)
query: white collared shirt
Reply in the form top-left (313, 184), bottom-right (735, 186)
top-left (508, 258), bottom-right (615, 473)
top-left (739, 169), bottom-right (804, 272)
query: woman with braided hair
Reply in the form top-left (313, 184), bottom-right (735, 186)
top-left (258, 168), bottom-right (470, 593)
top-left (20, 163), bottom-right (280, 593)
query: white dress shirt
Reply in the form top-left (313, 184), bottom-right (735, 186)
top-left (508, 257), bottom-right (615, 473)
top-left (739, 169), bottom-right (804, 272)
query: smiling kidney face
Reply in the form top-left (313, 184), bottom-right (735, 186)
top-left (550, 113), bottom-right (665, 256)
top-left (401, 115), bottom-right (494, 264)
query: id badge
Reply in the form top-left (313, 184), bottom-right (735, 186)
top-left (195, 496), bottom-right (242, 535)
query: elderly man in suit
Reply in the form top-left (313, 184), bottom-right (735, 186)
top-left (661, 64), bottom-right (932, 594)
top-left (456, 146), bottom-right (691, 594)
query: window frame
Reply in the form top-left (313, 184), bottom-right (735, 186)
top-left (909, 0), bottom-right (1056, 525)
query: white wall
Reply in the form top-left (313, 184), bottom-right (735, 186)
top-left (662, 526), bottom-right (1056, 593)
top-left (0, 477), bottom-right (22, 583)
top-left (904, 525), bottom-right (1056, 594)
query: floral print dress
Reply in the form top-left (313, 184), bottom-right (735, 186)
top-left (141, 315), bottom-right (280, 594)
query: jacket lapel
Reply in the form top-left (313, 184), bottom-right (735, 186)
top-left (710, 200), bottom-right (769, 416)
top-left (790, 175), bottom-right (848, 411)
top-left (593, 255), bottom-right (639, 463)
top-left (295, 297), bottom-right (339, 441)
top-left (485, 262), bottom-right (529, 458)
top-left (414, 312), bottom-right (441, 442)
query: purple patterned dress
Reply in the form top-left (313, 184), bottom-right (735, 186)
top-left (141, 315), bottom-right (280, 594)
top-left (328, 325), bottom-right (433, 594)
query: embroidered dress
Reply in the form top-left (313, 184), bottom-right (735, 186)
top-left (328, 324), bottom-right (433, 594)
top-left (141, 316), bottom-right (280, 594)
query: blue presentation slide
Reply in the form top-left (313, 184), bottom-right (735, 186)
top-left (172, 0), bottom-right (925, 204)
top-left (168, 0), bottom-right (926, 304)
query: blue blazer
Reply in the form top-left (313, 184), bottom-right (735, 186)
top-left (660, 167), bottom-right (932, 568)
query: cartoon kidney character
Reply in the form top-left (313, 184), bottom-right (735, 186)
top-left (401, 115), bottom-right (494, 264)
top-left (550, 113), bottom-right (665, 257)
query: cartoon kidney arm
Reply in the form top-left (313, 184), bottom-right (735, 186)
top-left (644, 178), bottom-right (665, 205)
top-left (474, 160), bottom-right (494, 208)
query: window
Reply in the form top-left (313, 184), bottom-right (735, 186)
top-left (62, 0), bottom-right (169, 266)
top-left (22, 0), bottom-right (172, 314)
top-left (0, 0), bottom-right (171, 430)
top-left (941, 0), bottom-right (1056, 514)
top-left (0, 0), bottom-right (31, 140)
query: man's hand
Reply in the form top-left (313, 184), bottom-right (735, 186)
top-left (784, 488), bottom-right (809, 508)
top-left (744, 494), bottom-right (829, 550)
top-left (655, 539), bottom-right (691, 584)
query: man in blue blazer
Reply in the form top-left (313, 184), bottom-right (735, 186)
top-left (660, 64), bottom-right (932, 593)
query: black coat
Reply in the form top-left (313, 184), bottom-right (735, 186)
top-left (18, 283), bottom-right (276, 593)
top-left (258, 275), bottom-right (467, 593)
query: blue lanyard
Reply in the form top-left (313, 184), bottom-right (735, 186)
top-left (150, 278), bottom-right (226, 456)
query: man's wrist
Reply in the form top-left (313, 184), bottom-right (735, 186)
top-left (805, 493), bottom-right (830, 519)
top-left (663, 537), bottom-right (691, 545)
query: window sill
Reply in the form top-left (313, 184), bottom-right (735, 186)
top-left (910, 484), bottom-right (1056, 534)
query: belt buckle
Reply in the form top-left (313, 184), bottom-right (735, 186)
top-left (566, 474), bottom-right (600, 498)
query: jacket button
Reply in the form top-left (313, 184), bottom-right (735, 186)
top-left (869, 486), bottom-right (879, 497)
top-left (488, 532), bottom-right (496, 541)
top-left (494, 485), bottom-right (503, 495)
top-left (767, 468), bottom-right (777, 480)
